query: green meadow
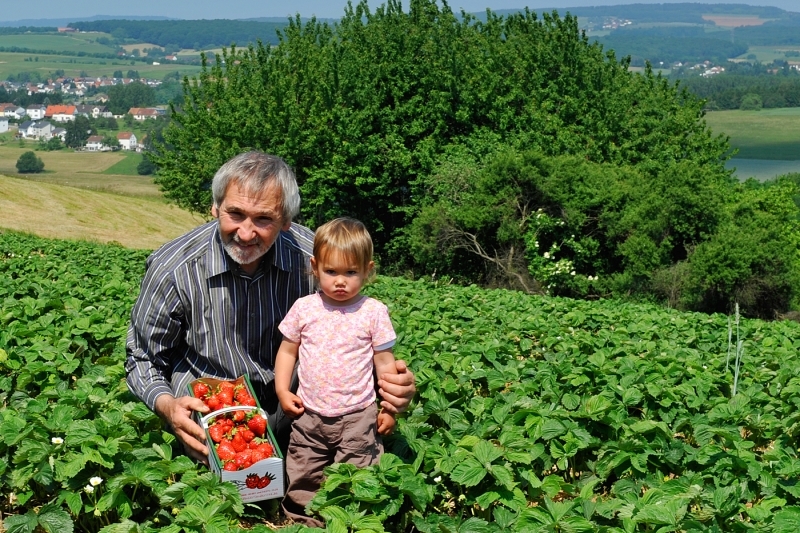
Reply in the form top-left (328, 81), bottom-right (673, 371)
top-left (703, 107), bottom-right (800, 160)
top-left (102, 152), bottom-right (144, 175)
top-left (0, 50), bottom-right (203, 79)
top-left (732, 44), bottom-right (800, 63)
top-left (0, 32), bottom-right (114, 54)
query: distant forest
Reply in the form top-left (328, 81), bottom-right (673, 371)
top-left (596, 27), bottom-right (748, 66)
top-left (68, 20), bottom-right (287, 50)
top-left (495, 3), bottom-right (797, 24)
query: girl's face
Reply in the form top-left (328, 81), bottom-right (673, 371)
top-left (310, 250), bottom-right (374, 307)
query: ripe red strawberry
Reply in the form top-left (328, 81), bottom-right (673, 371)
top-left (257, 474), bottom-right (273, 488)
top-left (258, 442), bottom-right (274, 458)
top-left (208, 424), bottom-right (226, 443)
top-left (251, 450), bottom-right (267, 463)
top-left (223, 461), bottom-right (238, 471)
top-left (234, 450), bottom-right (252, 469)
top-left (216, 441), bottom-right (236, 461)
top-left (246, 473), bottom-right (260, 489)
top-left (231, 432), bottom-right (247, 452)
top-left (193, 382), bottom-right (210, 398)
top-left (239, 428), bottom-right (255, 442)
top-left (234, 386), bottom-right (251, 403)
top-left (219, 381), bottom-right (236, 395)
top-left (232, 410), bottom-right (246, 422)
top-left (217, 389), bottom-right (234, 405)
top-left (239, 395), bottom-right (257, 407)
top-left (247, 414), bottom-right (267, 438)
top-left (206, 395), bottom-right (222, 411)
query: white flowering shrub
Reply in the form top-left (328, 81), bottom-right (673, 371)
top-left (524, 210), bottom-right (597, 296)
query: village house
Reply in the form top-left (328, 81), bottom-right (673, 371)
top-left (117, 131), bottom-right (138, 151)
top-left (0, 117), bottom-right (8, 134)
top-left (52, 127), bottom-right (67, 142)
top-left (128, 107), bottom-right (160, 120)
top-left (26, 105), bottom-right (46, 120)
top-left (75, 104), bottom-right (112, 119)
top-left (45, 105), bottom-right (77, 122)
top-left (0, 103), bottom-right (27, 120)
top-left (85, 135), bottom-right (105, 151)
top-left (20, 120), bottom-right (54, 140)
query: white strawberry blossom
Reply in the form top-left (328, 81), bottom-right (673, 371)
top-left (51, 437), bottom-right (63, 445)
top-left (84, 485), bottom-right (94, 494)
top-left (90, 476), bottom-right (103, 486)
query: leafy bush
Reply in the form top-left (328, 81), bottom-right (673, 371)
top-left (152, 0), bottom-right (728, 264)
top-left (740, 93), bottom-right (763, 110)
top-left (682, 180), bottom-right (800, 317)
top-left (15, 150), bottom-right (44, 173)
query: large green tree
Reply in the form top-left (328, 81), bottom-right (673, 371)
top-left (16, 151), bottom-right (44, 173)
top-left (152, 0), bottom-right (729, 258)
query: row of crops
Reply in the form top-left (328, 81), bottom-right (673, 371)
top-left (3, 229), bottom-right (800, 532)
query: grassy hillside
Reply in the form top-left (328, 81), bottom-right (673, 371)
top-left (0, 32), bottom-right (114, 54)
top-left (0, 173), bottom-right (203, 249)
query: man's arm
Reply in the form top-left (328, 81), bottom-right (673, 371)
top-left (378, 360), bottom-right (416, 414)
top-left (374, 349), bottom-right (398, 435)
top-left (125, 258), bottom-right (209, 462)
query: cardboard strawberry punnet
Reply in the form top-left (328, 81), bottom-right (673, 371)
top-left (188, 376), bottom-right (285, 502)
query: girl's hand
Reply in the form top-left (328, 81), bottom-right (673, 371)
top-left (377, 410), bottom-right (396, 435)
top-left (279, 392), bottom-right (305, 418)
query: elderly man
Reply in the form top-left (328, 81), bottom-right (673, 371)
top-left (125, 151), bottom-right (415, 463)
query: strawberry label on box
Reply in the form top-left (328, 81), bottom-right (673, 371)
top-left (189, 377), bottom-right (285, 502)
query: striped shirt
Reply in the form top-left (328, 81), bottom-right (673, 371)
top-left (125, 220), bottom-right (315, 411)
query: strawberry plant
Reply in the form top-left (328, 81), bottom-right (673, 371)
top-left (5, 230), bottom-right (800, 531)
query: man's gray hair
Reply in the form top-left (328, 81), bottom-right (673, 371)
top-left (211, 151), bottom-right (301, 222)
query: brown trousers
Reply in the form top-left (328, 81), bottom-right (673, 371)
top-left (281, 403), bottom-right (382, 526)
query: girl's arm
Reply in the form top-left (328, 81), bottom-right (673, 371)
top-left (374, 348), bottom-right (398, 435)
top-left (274, 339), bottom-right (304, 417)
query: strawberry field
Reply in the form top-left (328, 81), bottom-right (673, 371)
top-left (3, 229), bottom-right (800, 532)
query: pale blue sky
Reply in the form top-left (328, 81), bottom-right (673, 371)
top-left (1, 0), bottom-right (797, 22)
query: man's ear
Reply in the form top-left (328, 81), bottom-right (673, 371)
top-left (282, 219), bottom-right (292, 231)
top-left (211, 205), bottom-right (219, 218)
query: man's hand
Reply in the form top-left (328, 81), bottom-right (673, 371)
top-left (278, 391), bottom-right (305, 418)
top-left (154, 394), bottom-right (210, 465)
top-left (377, 360), bottom-right (416, 415)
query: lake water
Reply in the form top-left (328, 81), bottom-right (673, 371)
top-left (727, 158), bottom-right (800, 181)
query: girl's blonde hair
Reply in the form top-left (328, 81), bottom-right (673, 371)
top-left (313, 218), bottom-right (374, 276)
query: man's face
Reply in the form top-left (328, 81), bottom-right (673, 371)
top-left (212, 182), bottom-right (291, 274)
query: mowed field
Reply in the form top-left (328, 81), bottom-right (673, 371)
top-left (701, 14), bottom-right (771, 26)
top-left (703, 107), bottom-right (800, 160)
top-left (0, 146), bottom-right (204, 249)
top-left (732, 45), bottom-right (800, 64)
top-left (0, 33), bottom-right (113, 53)
top-left (0, 32), bottom-right (203, 79)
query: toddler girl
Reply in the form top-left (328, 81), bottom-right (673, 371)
top-left (274, 217), bottom-right (397, 525)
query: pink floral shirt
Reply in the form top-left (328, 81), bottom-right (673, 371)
top-left (278, 292), bottom-right (396, 416)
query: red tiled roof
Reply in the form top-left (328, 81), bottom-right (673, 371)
top-left (45, 105), bottom-right (76, 116)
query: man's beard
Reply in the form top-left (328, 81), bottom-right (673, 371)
top-left (221, 229), bottom-right (269, 267)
